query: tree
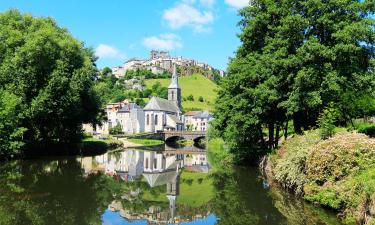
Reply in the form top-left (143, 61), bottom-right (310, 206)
top-left (101, 67), bottom-right (112, 77)
top-left (212, 0), bottom-right (375, 160)
top-left (0, 90), bottom-right (27, 159)
top-left (0, 10), bottom-right (101, 156)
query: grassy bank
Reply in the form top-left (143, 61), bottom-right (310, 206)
top-left (207, 138), bottom-right (233, 169)
top-left (145, 73), bottom-right (217, 111)
top-left (81, 137), bottom-right (123, 153)
top-left (267, 129), bottom-right (375, 224)
top-left (127, 138), bottom-right (164, 146)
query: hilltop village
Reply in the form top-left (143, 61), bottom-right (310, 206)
top-left (84, 65), bottom-right (213, 135)
top-left (112, 50), bottom-right (225, 79)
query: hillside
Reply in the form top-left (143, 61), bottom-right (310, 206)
top-left (144, 73), bottom-right (217, 111)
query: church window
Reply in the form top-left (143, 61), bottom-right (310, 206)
top-left (155, 115), bottom-right (158, 125)
top-left (147, 114), bottom-right (150, 125)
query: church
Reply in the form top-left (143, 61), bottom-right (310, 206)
top-left (144, 65), bottom-right (184, 132)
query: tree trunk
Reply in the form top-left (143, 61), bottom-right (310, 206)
top-left (275, 125), bottom-right (280, 149)
top-left (293, 113), bottom-right (303, 135)
top-left (268, 123), bottom-right (274, 150)
top-left (258, 126), bottom-right (267, 149)
top-left (284, 120), bottom-right (288, 140)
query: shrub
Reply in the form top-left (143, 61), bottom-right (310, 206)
top-left (187, 95), bottom-right (194, 101)
top-left (318, 106), bottom-right (338, 139)
top-left (357, 124), bottom-right (375, 138)
top-left (198, 96), bottom-right (204, 102)
top-left (109, 123), bottom-right (122, 135)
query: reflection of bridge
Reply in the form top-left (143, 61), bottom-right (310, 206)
top-left (164, 144), bottom-right (206, 154)
top-left (159, 131), bottom-right (207, 142)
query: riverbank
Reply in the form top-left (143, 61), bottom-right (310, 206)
top-left (263, 129), bottom-right (375, 224)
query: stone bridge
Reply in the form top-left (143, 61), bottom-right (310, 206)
top-left (159, 131), bottom-right (207, 142)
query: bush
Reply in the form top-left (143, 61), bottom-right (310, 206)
top-left (198, 96), bottom-right (204, 102)
top-left (109, 123), bottom-right (122, 135)
top-left (357, 124), bottom-right (375, 138)
top-left (187, 95), bottom-right (194, 101)
top-left (318, 106), bottom-right (338, 139)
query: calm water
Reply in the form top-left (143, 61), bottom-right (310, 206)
top-left (0, 145), bottom-right (342, 225)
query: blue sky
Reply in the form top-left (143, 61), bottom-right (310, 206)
top-left (0, 0), bottom-right (250, 70)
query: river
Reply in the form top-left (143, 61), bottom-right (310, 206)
top-left (0, 145), bottom-right (342, 225)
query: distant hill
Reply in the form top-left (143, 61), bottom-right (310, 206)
top-left (144, 74), bottom-right (217, 111)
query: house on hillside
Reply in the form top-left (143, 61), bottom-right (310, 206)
top-left (144, 65), bottom-right (184, 132)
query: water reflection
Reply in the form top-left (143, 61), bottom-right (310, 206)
top-left (78, 150), bottom-right (211, 224)
top-left (0, 148), bottom-right (342, 225)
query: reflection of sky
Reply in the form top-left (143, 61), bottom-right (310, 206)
top-left (102, 210), bottom-right (217, 225)
top-left (102, 210), bottom-right (147, 225)
top-left (179, 214), bottom-right (217, 225)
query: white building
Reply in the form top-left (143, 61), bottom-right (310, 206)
top-left (184, 111), bottom-right (213, 131)
top-left (144, 65), bottom-right (183, 132)
top-left (85, 100), bottom-right (145, 135)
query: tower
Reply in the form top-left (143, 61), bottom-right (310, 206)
top-left (168, 64), bottom-right (181, 109)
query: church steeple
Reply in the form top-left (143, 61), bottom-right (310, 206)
top-left (168, 64), bottom-right (181, 109)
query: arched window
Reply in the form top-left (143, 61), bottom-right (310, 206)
top-left (155, 115), bottom-right (158, 125)
top-left (145, 158), bottom-right (149, 169)
top-left (171, 91), bottom-right (174, 100)
top-left (147, 114), bottom-right (150, 125)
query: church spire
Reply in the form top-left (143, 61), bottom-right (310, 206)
top-left (168, 64), bottom-right (179, 89)
top-left (168, 64), bottom-right (181, 109)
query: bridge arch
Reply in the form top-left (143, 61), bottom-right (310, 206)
top-left (165, 135), bottom-right (185, 142)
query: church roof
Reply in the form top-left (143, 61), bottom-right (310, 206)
top-left (167, 114), bottom-right (183, 124)
top-left (144, 97), bottom-right (180, 113)
top-left (168, 64), bottom-right (179, 89)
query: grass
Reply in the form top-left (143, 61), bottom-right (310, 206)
top-left (177, 170), bottom-right (214, 208)
top-left (127, 138), bottom-right (164, 146)
top-left (207, 138), bottom-right (233, 169)
top-left (144, 73), bottom-right (217, 111)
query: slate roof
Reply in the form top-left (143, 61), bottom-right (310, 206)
top-left (168, 114), bottom-right (183, 124)
top-left (193, 111), bottom-right (212, 119)
top-left (117, 103), bottom-right (140, 113)
top-left (144, 97), bottom-right (180, 113)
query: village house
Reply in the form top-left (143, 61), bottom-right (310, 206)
top-left (144, 65), bottom-right (184, 132)
top-left (84, 100), bottom-right (145, 135)
top-left (183, 111), bottom-right (213, 131)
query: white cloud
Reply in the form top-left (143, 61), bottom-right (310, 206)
top-left (163, 3), bottom-right (214, 33)
top-left (95, 44), bottom-right (124, 59)
top-left (225, 0), bottom-right (249, 9)
top-left (200, 0), bottom-right (215, 7)
top-left (143, 33), bottom-right (183, 51)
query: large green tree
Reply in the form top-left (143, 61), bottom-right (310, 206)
top-left (213, 0), bottom-right (374, 158)
top-left (0, 10), bottom-right (101, 157)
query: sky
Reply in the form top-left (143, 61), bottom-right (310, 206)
top-left (0, 0), bottom-right (250, 70)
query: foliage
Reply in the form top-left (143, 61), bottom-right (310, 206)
top-left (270, 131), bottom-right (375, 224)
top-left (0, 90), bottom-right (27, 159)
top-left (0, 10), bottom-right (101, 157)
top-left (357, 124), bottom-right (375, 137)
top-left (109, 123), bottom-right (122, 135)
top-left (271, 130), bottom-right (321, 195)
top-left (318, 105), bottom-right (338, 139)
top-left (212, 0), bottom-right (375, 161)
top-left (186, 94), bottom-right (194, 101)
top-left (101, 67), bottom-right (112, 77)
top-left (124, 69), bottom-right (171, 80)
top-left (198, 96), bottom-right (204, 102)
top-left (145, 73), bottom-right (217, 111)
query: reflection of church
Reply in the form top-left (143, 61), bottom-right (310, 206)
top-left (78, 149), bottom-right (211, 224)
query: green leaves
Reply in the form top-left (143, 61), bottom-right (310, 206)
top-left (213, 0), bottom-right (374, 161)
top-left (0, 10), bottom-right (101, 156)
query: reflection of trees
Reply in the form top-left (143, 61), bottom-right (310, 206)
top-left (0, 159), bottom-right (123, 225)
top-left (211, 169), bottom-right (260, 225)
top-left (268, 187), bottom-right (341, 225)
